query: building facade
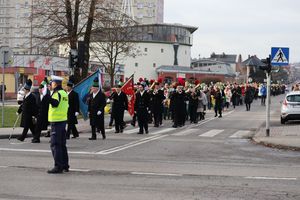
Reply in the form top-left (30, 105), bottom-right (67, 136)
top-left (117, 0), bottom-right (164, 24)
top-left (0, 0), bottom-right (33, 54)
top-left (119, 23), bottom-right (197, 81)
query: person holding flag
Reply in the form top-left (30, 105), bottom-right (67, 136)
top-left (87, 77), bottom-right (106, 140)
top-left (111, 84), bottom-right (128, 133)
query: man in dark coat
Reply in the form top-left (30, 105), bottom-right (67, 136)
top-left (188, 89), bottom-right (199, 124)
top-left (213, 86), bottom-right (223, 118)
top-left (111, 84), bottom-right (128, 133)
top-left (134, 83), bottom-right (150, 134)
top-left (150, 82), bottom-right (165, 127)
top-left (245, 85), bottom-right (254, 111)
top-left (88, 77), bottom-right (106, 140)
top-left (172, 85), bottom-right (187, 128)
top-left (66, 80), bottom-right (80, 139)
top-left (17, 79), bottom-right (37, 142)
top-left (32, 79), bottom-right (50, 143)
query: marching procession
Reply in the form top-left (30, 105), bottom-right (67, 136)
top-left (14, 74), bottom-right (288, 173)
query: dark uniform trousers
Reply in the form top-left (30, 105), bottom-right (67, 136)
top-left (137, 108), bottom-right (148, 133)
top-left (50, 122), bottom-right (69, 170)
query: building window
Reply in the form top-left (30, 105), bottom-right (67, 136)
top-left (161, 48), bottom-right (164, 53)
top-left (135, 63), bottom-right (138, 67)
top-left (153, 63), bottom-right (156, 68)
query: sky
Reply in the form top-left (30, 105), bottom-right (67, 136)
top-left (164, 0), bottom-right (300, 63)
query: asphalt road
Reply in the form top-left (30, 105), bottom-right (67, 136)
top-left (0, 95), bottom-right (299, 200)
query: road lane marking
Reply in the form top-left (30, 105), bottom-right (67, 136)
top-left (149, 128), bottom-right (176, 135)
top-left (123, 128), bottom-right (140, 134)
top-left (230, 130), bottom-right (251, 138)
top-left (131, 172), bottom-right (183, 177)
top-left (0, 148), bottom-right (96, 155)
top-left (172, 129), bottom-right (199, 136)
top-left (194, 110), bottom-right (235, 128)
top-left (69, 168), bottom-right (91, 172)
top-left (199, 129), bottom-right (224, 137)
top-left (97, 135), bottom-right (168, 155)
top-left (245, 176), bottom-right (297, 181)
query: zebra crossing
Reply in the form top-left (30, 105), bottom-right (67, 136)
top-left (105, 125), bottom-right (253, 139)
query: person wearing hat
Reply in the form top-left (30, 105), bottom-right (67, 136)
top-left (134, 83), bottom-right (150, 134)
top-left (149, 82), bottom-right (165, 127)
top-left (87, 77), bottom-right (106, 140)
top-left (171, 84), bottom-right (187, 128)
top-left (66, 79), bottom-right (80, 139)
top-left (17, 79), bottom-right (38, 141)
top-left (47, 75), bottom-right (69, 174)
top-left (110, 84), bottom-right (128, 133)
top-left (32, 78), bottom-right (51, 143)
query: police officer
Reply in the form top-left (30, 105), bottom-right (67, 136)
top-left (47, 75), bottom-right (69, 174)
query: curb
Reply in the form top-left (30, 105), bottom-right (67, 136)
top-left (251, 137), bottom-right (300, 151)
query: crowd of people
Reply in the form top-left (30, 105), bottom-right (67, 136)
top-left (15, 75), bottom-right (288, 173)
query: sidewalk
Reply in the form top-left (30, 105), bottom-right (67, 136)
top-left (0, 112), bottom-right (133, 140)
top-left (253, 125), bottom-right (300, 151)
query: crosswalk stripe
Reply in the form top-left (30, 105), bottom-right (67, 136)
top-left (199, 129), bottom-right (224, 137)
top-left (123, 128), bottom-right (140, 134)
top-left (229, 130), bottom-right (251, 138)
top-left (149, 128), bottom-right (176, 135)
top-left (173, 129), bottom-right (199, 136)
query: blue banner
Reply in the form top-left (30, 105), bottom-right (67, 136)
top-left (73, 69), bottom-right (102, 120)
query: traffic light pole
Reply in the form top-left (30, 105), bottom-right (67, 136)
top-left (266, 72), bottom-right (271, 137)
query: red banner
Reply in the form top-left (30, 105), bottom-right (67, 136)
top-left (122, 75), bottom-right (135, 116)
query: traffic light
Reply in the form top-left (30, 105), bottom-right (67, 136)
top-left (260, 55), bottom-right (272, 73)
top-left (69, 49), bottom-right (78, 68)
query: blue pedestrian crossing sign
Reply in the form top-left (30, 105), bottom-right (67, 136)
top-left (271, 47), bottom-right (289, 66)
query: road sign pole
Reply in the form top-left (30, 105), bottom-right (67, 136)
top-left (2, 51), bottom-right (7, 127)
top-left (266, 72), bottom-right (271, 137)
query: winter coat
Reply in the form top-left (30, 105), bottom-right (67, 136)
top-left (36, 92), bottom-right (50, 130)
top-left (67, 90), bottom-right (80, 125)
top-left (88, 91), bottom-right (106, 128)
top-left (17, 93), bottom-right (38, 128)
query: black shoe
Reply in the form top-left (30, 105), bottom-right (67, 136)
top-left (120, 129), bottom-right (123, 133)
top-left (63, 167), bottom-right (69, 172)
top-left (31, 139), bottom-right (40, 143)
top-left (115, 131), bottom-right (120, 133)
top-left (71, 135), bottom-right (78, 139)
top-left (102, 135), bottom-right (106, 140)
top-left (215, 115), bottom-right (217, 117)
top-left (172, 125), bottom-right (177, 128)
top-left (66, 136), bottom-right (70, 140)
top-left (138, 132), bottom-right (143, 134)
top-left (218, 115), bottom-right (222, 118)
top-left (17, 137), bottom-right (24, 142)
top-left (131, 122), bottom-right (136, 127)
top-left (89, 137), bottom-right (96, 140)
top-left (145, 130), bottom-right (149, 134)
top-left (45, 131), bottom-right (50, 137)
top-left (47, 167), bottom-right (63, 174)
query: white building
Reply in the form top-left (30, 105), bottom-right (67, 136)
top-left (120, 23), bottom-right (197, 81)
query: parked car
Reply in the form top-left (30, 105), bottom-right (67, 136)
top-left (280, 91), bottom-right (300, 124)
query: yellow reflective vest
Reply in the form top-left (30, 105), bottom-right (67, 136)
top-left (48, 90), bottom-right (69, 122)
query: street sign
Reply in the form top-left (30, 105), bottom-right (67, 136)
top-left (0, 46), bottom-right (13, 67)
top-left (271, 47), bottom-right (289, 66)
